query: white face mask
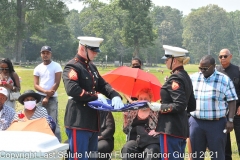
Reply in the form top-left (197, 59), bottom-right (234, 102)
top-left (24, 101), bottom-right (36, 110)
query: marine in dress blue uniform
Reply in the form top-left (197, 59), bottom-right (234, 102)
top-left (62, 37), bottom-right (124, 160)
top-left (148, 45), bottom-right (196, 160)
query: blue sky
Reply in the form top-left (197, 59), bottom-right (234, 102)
top-left (66, 0), bottom-right (240, 15)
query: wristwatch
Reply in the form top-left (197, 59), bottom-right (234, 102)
top-left (228, 118), bottom-right (234, 123)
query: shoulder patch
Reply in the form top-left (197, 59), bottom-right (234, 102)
top-left (172, 81), bottom-right (179, 90)
top-left (68, 69), bottom-right (78, 81)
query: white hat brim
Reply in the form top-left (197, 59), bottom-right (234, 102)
top-left (77, 36), bottom-right (104, 47)
top-left (163, 45), bottom-right (188, 58)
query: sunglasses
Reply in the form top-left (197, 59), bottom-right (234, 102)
top-left (0, 68), bottom-right (9, 71)
top-left (219, 55), bottom-right (228, 59)
top-left (199, 65), bottom-right (212, 71)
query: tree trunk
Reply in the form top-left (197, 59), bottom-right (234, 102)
top-left (15, 0), bottom-right (26, 62)
top-left (208, 34), bottom-right (211, 55)
top-left (133, 45), bottom-right (139, 58)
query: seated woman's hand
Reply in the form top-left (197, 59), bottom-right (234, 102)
top-left (148, 130), bottom-right (160, 137)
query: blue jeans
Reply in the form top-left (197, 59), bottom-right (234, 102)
top-left (39, 96), bottom-right (61, 142)
top-left (66, 128), bottom-right (98, 160)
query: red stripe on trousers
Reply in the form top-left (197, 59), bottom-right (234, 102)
top-left (73, 129), bottom-right (78, 160)
top-left (164, 134), bottom-right (169, 160)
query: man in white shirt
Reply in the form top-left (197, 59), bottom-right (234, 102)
top-left (33, 46), bottom-right (62, 142)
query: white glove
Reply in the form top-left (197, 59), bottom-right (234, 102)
top-left (97, 94), bottom-right (108, 105)
top-left (147, 102), bottom-right (161, 111)
top-left (112, 96), bottom-right (124, 109)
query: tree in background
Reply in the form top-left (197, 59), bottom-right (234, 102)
top-left (76, 0), bottom-right (134, 64)
top-left (0, 0), bottom-right (17, 57)
top-left (150, 5), bottom-right (184, 64)
top-left (24, 23), bottom-right (76, 62)
top-left (183, 4), bottom-right (231, 63)
top-left (118, 0), bottom-right (155, 58)
top-left (228, 11), bottom-right (240, 63)
top-left (0, 0), bottom-right (68, 62)
top-left (66, 9), bottom-right (84, 39)
top-left (1, 1), bottom-right (240, 65)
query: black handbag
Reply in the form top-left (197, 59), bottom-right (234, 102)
top-left (135, 125), bottom-right (160, 148)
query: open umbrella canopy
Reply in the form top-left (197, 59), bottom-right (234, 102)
top-left (102, 66), bottom-right (162, 102)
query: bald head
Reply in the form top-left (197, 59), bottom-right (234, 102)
top-left (219, 48), bottom-right (232, 68)
top-left (219, 49), bottom-right (231, 55)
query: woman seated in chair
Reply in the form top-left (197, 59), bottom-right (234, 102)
top-left (122, 88), bottom-right (160, 160)
top-left (12, 90), bottom-right (54, 131)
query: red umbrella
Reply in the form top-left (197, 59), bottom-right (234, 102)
top-left (102, 66), bottom-right (162, 102)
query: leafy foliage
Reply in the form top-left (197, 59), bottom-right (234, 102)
top-left (118, 0), bottom-right (155, 57)
top-left (1, 1), bottom-right (240, 66)
top-left (183, 5), bottom-right (231, 63)
top-left (0, 0), bottom-right (68, 61)
top-left (227, 11), bottom-right (240, 63)
top-left (66, 9), bottom-right (84, 38)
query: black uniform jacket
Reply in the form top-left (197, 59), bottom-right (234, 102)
top-left (156, 66), bottom-right (196, 138)
top-left (62, 54), bottom-right (120, 131)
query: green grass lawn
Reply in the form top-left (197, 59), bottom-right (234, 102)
top-left (15, 64), bottom-right (239, 160)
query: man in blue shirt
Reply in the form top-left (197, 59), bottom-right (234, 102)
top-left (190, 55), bottom-right (237, 160)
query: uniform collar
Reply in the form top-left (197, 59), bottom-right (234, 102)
top-left (75, 54), bottom-right (90, 64)
top-left (171, 66), bottom-right (184, 74)
top-left (223, 63), bottom-right (233, 70)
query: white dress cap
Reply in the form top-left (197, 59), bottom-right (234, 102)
top-left (162, 45), bottom-right (188, 59)
top-left (77, 36), bottom-right (104, 47)
top-left (0, 87), bottom-right (8, 97)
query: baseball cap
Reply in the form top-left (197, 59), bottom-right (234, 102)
top-left (0, 87), bottom-right (8, 97)
top-left (40, 46), bottom-right (52, 52)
